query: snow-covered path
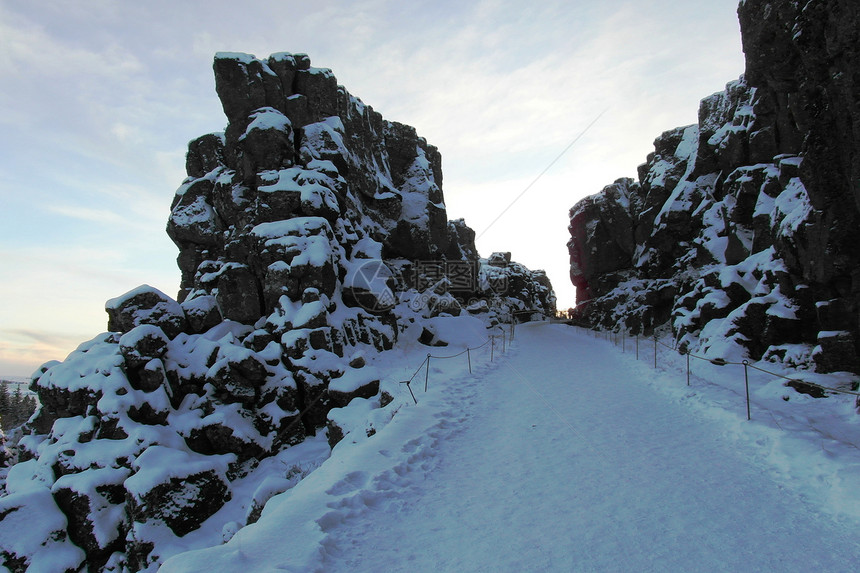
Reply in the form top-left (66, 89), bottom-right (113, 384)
top-left (319, 322), bottom-right (860, 572)
top-left (162, 322), bottom-right (860, 573)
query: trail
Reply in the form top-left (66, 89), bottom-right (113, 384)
top-left (319, 322), bottom-right (860, 572)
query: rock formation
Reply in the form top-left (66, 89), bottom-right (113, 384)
top-left (0, 53), bottom-right (555, 572)
top-left (568, 0), bottom-right (860, 373)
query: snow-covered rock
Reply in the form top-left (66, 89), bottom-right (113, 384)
top-left (568, 0), bottom-right (860, 374)
top-left (1, 52), bottom-right (555, 572)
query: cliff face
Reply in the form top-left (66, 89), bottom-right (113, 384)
top-left (568, 0), bottom-right (860, 372)
top-left (0, 53), bottom-right (554, 572)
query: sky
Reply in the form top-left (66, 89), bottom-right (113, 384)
top-left (0, 0), bottom-right (745, 376)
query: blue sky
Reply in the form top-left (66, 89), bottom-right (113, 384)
top-left (0, 0), bottom-right (744, 375)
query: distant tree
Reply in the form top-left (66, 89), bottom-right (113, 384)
top-left (0, 384), bottom-right (38, 429)
top-left (21, 394), bottom-right (37, 424)
top-left (11, 385), bottom-right (22, 425)
top-left (0, 384), bottom-right (10, 429)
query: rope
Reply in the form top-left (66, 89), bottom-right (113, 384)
top-left (590, 326), bottom-right (860, 397)
top-left (398, 324), bottom-right (514, 401)
top-left (430, 348), bottom-right (471, 360)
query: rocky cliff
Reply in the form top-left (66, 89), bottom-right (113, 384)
top-left (568, 0), bottom-right (860, 373)
top-left (0, 53), bottom-right (554, 572)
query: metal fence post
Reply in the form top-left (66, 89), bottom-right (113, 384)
top-left (654, 335), bottom-right (658, 369)
top-left (490, 336), bottom-right (495, 362)
top-left (467, 347), bottom-right (472, 374)
top-left (424, 354), bottom-right (431, 392)
top-left (743, 360), bottom-right (751, 420)
top-left (400, 380), bottom-right (418, 404)
top-left (686, 351), bottom-right (690, 386)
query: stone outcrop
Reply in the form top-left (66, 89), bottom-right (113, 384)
top-left (568, 0), bottom-right (860, 373)
top-left (2, 52), bottom-right (555, 572)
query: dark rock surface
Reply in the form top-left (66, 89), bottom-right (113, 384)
top-left (568, 0), bottom-right (860, 374)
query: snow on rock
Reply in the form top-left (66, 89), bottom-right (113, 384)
top-left (106, 285), bottom-right (187, 338)
top-left (1, 52), bottom-right (555, 572)
top-left (0, 488), bottom-right (86, 572)
top-left (568, 0), bottom-right (860, 375)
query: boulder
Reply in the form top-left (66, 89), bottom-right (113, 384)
top-left (106, 285), bottom-right (187, 338)
top-left (124, 446), bottom-right (232, 537)
top-left (813, 331), bottom-right (860, 373)
top-left (181, 295), bottom-right (223, 333)
top-left (215, 264), bottom-right (262, 324)
top-left (185, 133), bottom-right (225, 178)
top-left (0, 489), bottom-right (85, 573)
top-left (207, 349), bottom-right (268, 405)
top-left (119, 324), bottom-right (170, 369)
top-left (51, 467), bottom-right (130, 567)
top-left (328, 367), bottom-right (380, 408)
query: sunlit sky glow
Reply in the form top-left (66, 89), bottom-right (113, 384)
top-left (0, 0), bottom-right (745, 375)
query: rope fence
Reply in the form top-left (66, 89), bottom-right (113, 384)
top-left (399, 324), bottom-right (513, 404)
top-left (580, 326), bottom-right (860, 421)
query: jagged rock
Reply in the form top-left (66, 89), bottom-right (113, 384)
top-left (343, 259), bottom-right (397, 314)
top-left (293, 369), bottom-right (331, 433)
top-left (419, 326), bottom-right (448, 347)
top-left (0, 489), bottom-right (86, 572)
top-left (213, 52), bottom-right (276, 123)
top-left (186, 415), bottom-right (266, 460)
top-left (328, 367), bottom-right (380, 408)
top-left (9, 49), bottom-right (557, 572)
top-left (51, 467), bottom-right (130, 568)
top-left (447, 218), bottom-right (479, 261)
top-left (814, 331), bottom-right (860, 373)
top-left (119, 324), bottom-right (170, 369)
top-left (125, 446), bottom-right (232, 538)
top-left (185, 133), bottom-right (225, 179)
top-left (239, 107), bottom-right (295, 174)
top-left (181, 295), bottom-right (223, 333)
top-left (167, 177), bottom-right (222, 248)
top-left (568, 0), bottom-right (860, 372)
top-left (207, 348), bottom-right (268, 405)
top-left (106, 285), bottom-right (187, 338)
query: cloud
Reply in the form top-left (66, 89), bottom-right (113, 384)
top-left (45, 204), bottom-right (127, 224)
top-left (0, 327), bottom-right (91, 377)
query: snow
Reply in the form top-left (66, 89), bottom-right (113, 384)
top-left (673, 124), bottom-right (698, 160)
top-left (252, 216), bottom-right (331, 240)
top-left (119, 324), bottom-right (169, 350)
top-left (240, 107), bottom-right (291, 138)
top-left (214, 52), bottom-right (257, 64)
top-left (159, 323), bottom-right (860, 572)
top-left (52, 466), bottom-right (130, 546)
top-left (124, 446), bottom-right (233, 499)
top-left (252, 216), bottom-right (334, 268)
top-left (0, 488), bottom-right (85, 570)
top-left (170, 193), bottom-right (217, 229)
top-left (329, 367), bottom-right (379, 394)
top-left (772, 177), bottom-right (813, 236)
